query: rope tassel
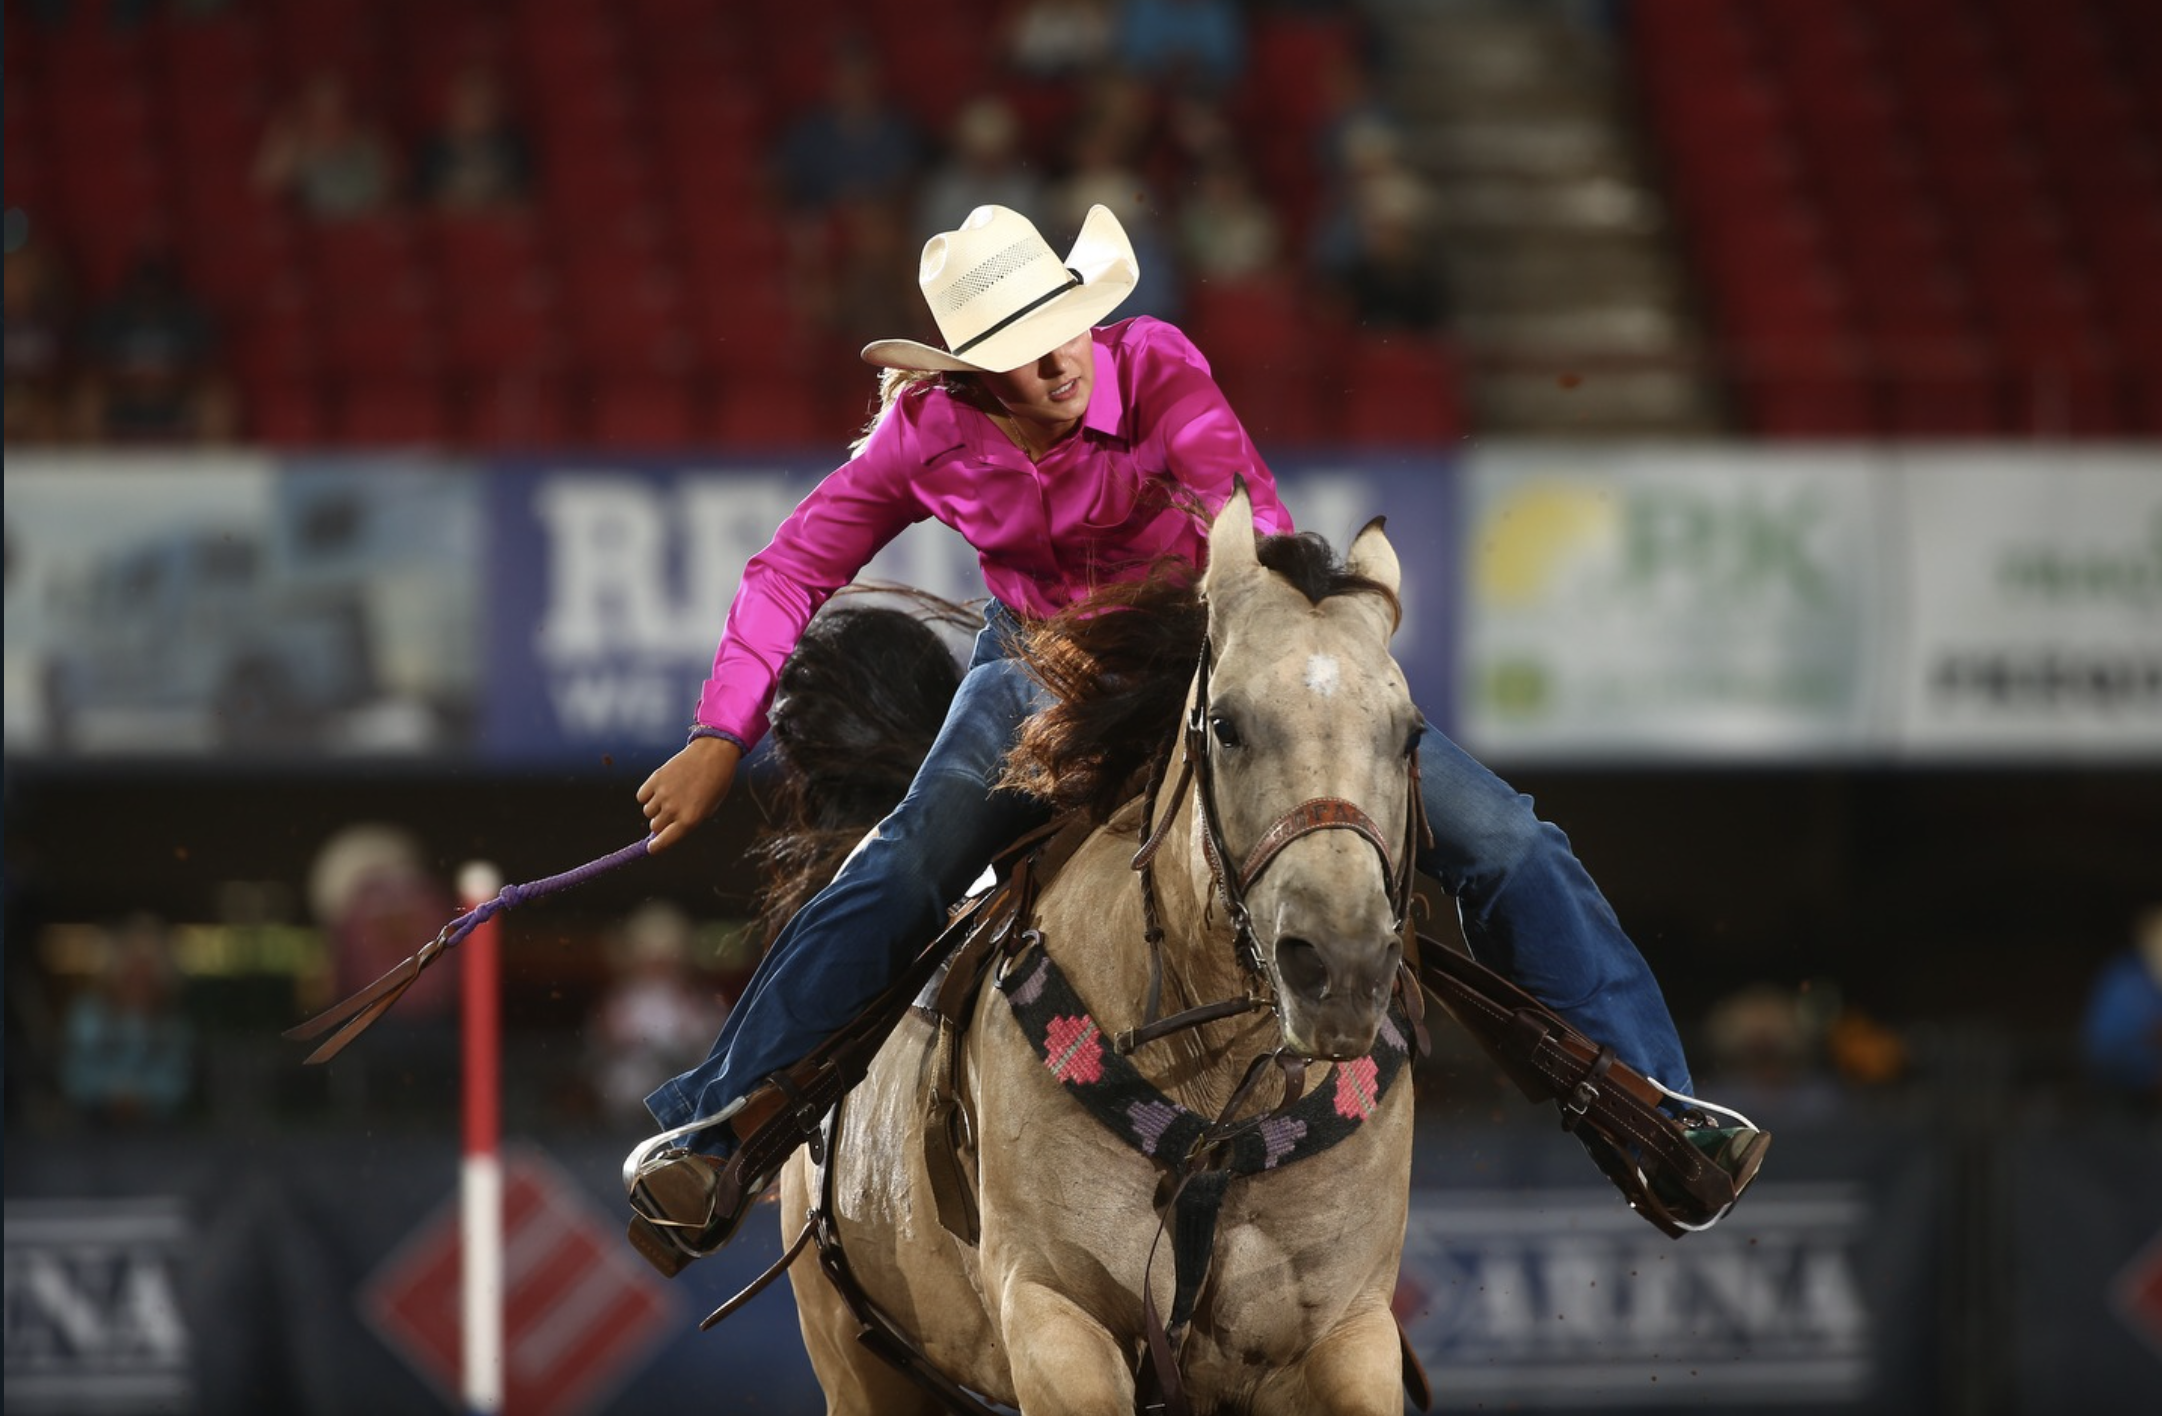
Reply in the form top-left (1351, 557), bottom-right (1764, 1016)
top-left (283, 836), bottom-right (654, 1064)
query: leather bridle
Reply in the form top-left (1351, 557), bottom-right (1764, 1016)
top-left (1125, 632), bottom-right (1432, 1054)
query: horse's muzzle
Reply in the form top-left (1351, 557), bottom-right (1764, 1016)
top-left (1274, 933), bottom-right (1402, 1059)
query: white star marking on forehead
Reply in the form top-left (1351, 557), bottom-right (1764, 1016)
top-left (1304, 653), bottom-right (1341, 698)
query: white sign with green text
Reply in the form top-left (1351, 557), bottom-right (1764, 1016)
top-left (1460, 447), bottom-right (1889, 760)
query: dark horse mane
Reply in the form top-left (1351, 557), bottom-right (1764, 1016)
top-left (1002, 531), bottom-right (1401, 823)
top-left (750, 533), bottom-right (1399, 945)
top-left (749, 588), bottom-right (976, 945)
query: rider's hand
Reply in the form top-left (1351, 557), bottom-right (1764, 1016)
top-left (638, 735), bottom-right (742, 854)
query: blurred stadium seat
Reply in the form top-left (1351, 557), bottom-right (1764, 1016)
top-left (1634, 0), bottom-right (2157, 440)
top-left (13, 0), bottom-right (2155, 451)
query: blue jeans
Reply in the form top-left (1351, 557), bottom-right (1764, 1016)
top-left (646, 605), bottom-right (1693, 1151)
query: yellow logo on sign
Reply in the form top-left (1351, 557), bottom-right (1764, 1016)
top-left (1473, 482), bottom-right (1617, 608)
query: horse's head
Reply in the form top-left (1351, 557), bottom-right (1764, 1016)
top-left (1194, 488), bottom-right (1421, 1061)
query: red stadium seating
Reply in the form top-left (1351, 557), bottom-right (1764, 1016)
top-left (1339, 335), bottom-right (1467, 447)
top-left (318, 280), bottom-right (442, 381)
top-left (34, 0), bottom-right (2156, 450)
top-left (588, 375), bottom-right (697, 450)
top-left (306, 217), bottom-right (425, 305)
top-left (709, 374), bottom-right (827, 449)
top-left (333, 377), bottom-right (451, 445)
top-left (1743, 373), bottom-right (1879, 440)
top-left (562, 265), bottom-right (692, 378)
top-left (244, 376), bottom-right (328, 445)
top-left (460, 372), bottom-right (575, 450)
top-left (4, 0), bottom-right (1470, 451)
top-left (1634, 0), bottom-right (2162, 439)
top-left (441, 280), bottom-right (566, 380)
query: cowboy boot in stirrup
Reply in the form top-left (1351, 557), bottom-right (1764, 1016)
top-left (1651, 1110), bottom-right (1772, 1230)
top-left (622, 1105), bottom-right (770, 1278)
top-left (624, 1148), bottom-right (771, 1277)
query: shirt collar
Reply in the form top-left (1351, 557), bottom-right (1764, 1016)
top-left (1081, 336), bottom-right (1127, 443)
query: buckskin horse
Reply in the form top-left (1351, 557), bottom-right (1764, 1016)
top-left (770, 489), bottom-right (1429, 1414)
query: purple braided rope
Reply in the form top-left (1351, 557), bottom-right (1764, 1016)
top-left (438, 836), bottom-right (654, 950)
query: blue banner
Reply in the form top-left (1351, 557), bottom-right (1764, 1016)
top-left (478, 453), bottom-right (1462, 764)
top-left (1395, 1120), bottom-right (1945, 1413)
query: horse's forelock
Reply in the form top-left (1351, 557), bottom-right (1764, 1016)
top-left (1256, 532), bottom-right (1403, 629)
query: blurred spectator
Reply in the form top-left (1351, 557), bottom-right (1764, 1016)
top-left (811, 195), bottom-right (931, 352)
top-left (1309, 114), bottom-right (1424, 274)
top-left (308, 823), bottom-right (457, 1024)
top-left (2079, 906), bottom-right (2162, 1105)
top-left (916, 96), bottom-right (1045, 236)
top-left (1004, 0), bottom-right (1116, 80)
top-left (1072, 67), bottom-right (1159, 163)
top-left (253, 71), bottom-right (398, 220)
top-left (1823, 1002), bottom-right (1907, 1090)
top-left (1154, 91), bottom-right (1237, 185)
top-left (1114, 0), bottom-right (1246, 97)
top-left (1176, 151), bottom-right (1282, 284)
top-left (413, 62), bottom-right (533, 214)
top-left (774, 38), bottom-right (922, 215)
top-left (1047, 112), bottom-right (1181, 320)
top-left (1699, 980), bottom-right (1841, 1123)
top-left (1311, 44), bottom-right (1399, 194)
top-left (4, 240), bottom-right (74, 443)
top-left (60, 914), bottom-right (194, 1124)
top-left (72, 250), bottom-right (235, 443)
top-left (1318, 166), bottom-right (1451, 334)
top-left (587, 903), bottom-right (728, 1125)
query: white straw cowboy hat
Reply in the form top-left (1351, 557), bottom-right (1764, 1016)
top-left (861, 204), bottom-right (1139, 374)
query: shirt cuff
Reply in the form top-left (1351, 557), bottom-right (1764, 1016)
top-left (686, 723), bottom-right (749, 752)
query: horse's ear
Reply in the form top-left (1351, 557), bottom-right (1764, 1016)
top-left (1203, 482), bottom-right (1261, 601)
top-left (1347, 514), bottom-right (1401, 597)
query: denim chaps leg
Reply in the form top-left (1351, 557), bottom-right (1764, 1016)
top-left (645, 618), bottom-right (1046, 1154)
top-left (1415, 729), bottom-right (1694, 1096)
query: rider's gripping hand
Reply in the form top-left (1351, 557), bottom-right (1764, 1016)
top-left (638, 734), bottom-right (742, 854)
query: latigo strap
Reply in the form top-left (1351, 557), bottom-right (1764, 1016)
top-left (1409, 934), bottom-right (1737, 1237)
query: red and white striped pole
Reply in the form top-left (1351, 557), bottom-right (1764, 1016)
top-left (458, 861), bottom-right (504, 1416)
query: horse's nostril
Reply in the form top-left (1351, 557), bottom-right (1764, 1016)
top-left (1277, 937), bottom-right (1330, 999)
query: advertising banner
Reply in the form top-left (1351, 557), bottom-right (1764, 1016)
top-left (10, 447), bottom-right (2153, 767)
top-left (5, 1117), bottom-right (1989, 1415)
top-left (4, 453), bottom-right (481, 759)
top-left (3, 1134), bottom-right (824, 1416)
top-left (480, 456), bottom-right (984, 764)
top-left (1458, 447), bottom-right (1889, 761)
top-left (1893, 450), bottom-right (2162, 759)
top-left (477, 454), bottom-right (1459, 764)
top-left (2, 1197), bottom-right (195, 1413)
top-left (1395, 1120), bottom-right (1944, 1414)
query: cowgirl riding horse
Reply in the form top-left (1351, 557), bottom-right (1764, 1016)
top-left (626, 204), bottom-right (1767, 1270)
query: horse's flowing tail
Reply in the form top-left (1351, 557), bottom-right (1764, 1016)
top-left (749, 596), bottom-right (970, 945)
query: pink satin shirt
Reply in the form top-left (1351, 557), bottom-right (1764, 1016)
top-left (695, 316), bottom-right (1294, 749)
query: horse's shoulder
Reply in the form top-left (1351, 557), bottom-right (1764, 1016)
top-left (1046, 799), bottom-right (1148, 879)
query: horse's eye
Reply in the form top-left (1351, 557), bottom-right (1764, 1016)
top-left (1405, 717), bottom-right (1427, 757)
top-left (1210, 713), bottom-right (1243, 749)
